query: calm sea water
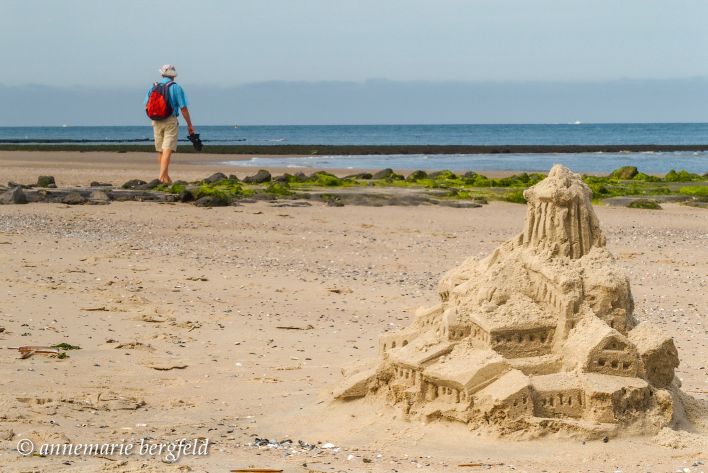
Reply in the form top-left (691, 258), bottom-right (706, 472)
top-left (1, 123), bottom-right (708, 145)
top-left (226, 152), bottom-right (707, 174)
top-left (1, 123), bottom-right (707, 173)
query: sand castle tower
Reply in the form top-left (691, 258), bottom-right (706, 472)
top-left (334, 165), bottom-right (682, 437)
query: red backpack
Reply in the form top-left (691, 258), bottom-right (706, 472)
top-left (145, 81), bottom-right (175, 120)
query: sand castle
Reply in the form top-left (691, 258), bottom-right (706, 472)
top-left (334, 165), bottom-right (682, 437)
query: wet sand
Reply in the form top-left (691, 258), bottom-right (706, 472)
top-left (0, 151), bottom-right (580, 188)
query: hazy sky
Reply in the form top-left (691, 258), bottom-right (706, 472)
top-left (4, 0), bottom-right (708, 87)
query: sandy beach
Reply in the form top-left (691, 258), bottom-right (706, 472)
top-left (0, 151), bottom-right (585, 187)
top-left (0, 154), bottom-right (706, 472)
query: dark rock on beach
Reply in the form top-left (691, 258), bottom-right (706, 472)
top-left (122, 179), bottom-right (147, 189)
top-left (243, 169), bottom-right (272, 184)
top-left (203, 172), bottom-right (228, 184)
top-left (610, 166), bottom-right (639, 180)
top-left (178, 190), bottom-right (195, 202)
top-left (228, 174), bottom-right (240, 182)
top-left (0, 187), bottom-right (28, 205)
top-left (273, 173), bottom-right (293, 183)
top-left (90, 181), bottom-right (113, 187)
top-left (62, 192), bottom-right (88, 205)
top-left (372, 168), bottom-right (397, 180)
top-left (194, 195), bottom-right (229, 207)
top-left (134, 179), bottom-right (161, 190)
top-left (344, 172), bottom-right (373, 180)
top-left (36, 176), bottom-right (57, 188)
top-left (89, 190), bottom-right (111, 204)
top-left (428, 170), bottom-right (457, 179)
top-left (406, 170), bottom-right (428, 181)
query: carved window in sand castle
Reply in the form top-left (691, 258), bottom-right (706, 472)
top-left (593, 339), bottom-right (636, 375)
top-left (493, 330), bottom-right (551, 347)
top-left (537, 391), bottom-right (584, 418)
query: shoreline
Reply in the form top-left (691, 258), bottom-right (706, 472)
top-left (0, 151), bottom-right (579, 186)
top-left (2, 143), bottom-right (708, 155)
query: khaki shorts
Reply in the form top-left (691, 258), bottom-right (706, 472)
top-left (152, 116), bottom-right (179, 152)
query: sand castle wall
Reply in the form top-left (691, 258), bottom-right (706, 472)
top-left (334, 165), bottom-right (684, 438)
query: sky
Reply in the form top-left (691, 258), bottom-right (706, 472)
top-left (2, 0), bottom-right (708, 124)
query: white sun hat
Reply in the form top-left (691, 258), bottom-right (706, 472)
top-left (159, 64), bottom-right (178, 78)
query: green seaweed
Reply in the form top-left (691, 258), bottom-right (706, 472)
top-left (679, 185), bottom-right (708, 198)
top-left (628, 199), bottom-right (662, 209)
top-left (51, 343), bottom-right (81, 350)
top-left (264, 182), bottom-right (294, 196)
top-left (664, 169), bottom-right (703, 182)
top-left (503, 190), bottom-right (528, 204)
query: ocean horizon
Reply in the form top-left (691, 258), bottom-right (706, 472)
top-left (2, 123), bottom-right (708, 146)
top-left (3, 123), bottom-right (707, 174)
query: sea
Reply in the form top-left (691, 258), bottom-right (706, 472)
top-left (2, 123), bottom-right (707, 174)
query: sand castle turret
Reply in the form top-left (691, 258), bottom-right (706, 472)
top-left (334, 165), bottom-right (682, 438)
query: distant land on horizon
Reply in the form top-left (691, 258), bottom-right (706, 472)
top-left (2, 78), bottom-right (708, 127)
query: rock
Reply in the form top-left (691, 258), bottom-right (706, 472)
top-left (627, 199), bottom-right (662, 210)
top-left (203, 172), bottom-right (228, 184)
top-left (7, 181), bottom-right (29, 189)
top-left (0, 187), bottom-right (28, 204)
top-left (178, 190), bottom-right (195, 202)
top-left (293, 172), bottom-right (308, 182)
top-left (134, 179), bottom-right (161, 190)
top-left (194, 195), bottom-right (229, 207)
top-left (372, 168), bottom-right (397, 180)
top-left (344, 172), bottom-right (373, 180)
top-left (407, 170), bottom-right (429, 181)
top-left (273, 173), bottom-right (293, 183)
top-left (90, 181), bottom-right (113, 187)
top-left (428, 170), bottom-right (457, 179)
top-left (610, 166), bottom-right (639, 180)
top-left (62, 192), bottom-right (87, 205)
top-left (89, 190), bottom-right (111, 204)
top-left (228, 174), bottom-right (240, 182)
top-left (243, 169), bottom-right (272, 184)
top-left (36, 176), bottom-right (56, 188)
top-left (122, 179), bottom-right (147, 189)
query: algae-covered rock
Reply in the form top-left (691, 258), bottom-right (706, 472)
top-left (610, 166), bottom-right (639, 180)
top-left (407, 170), bottom-right (429, 181)
top-left (36, 176), bottom-right (56, 188)
top-left (203, 172), bottom-right (228, 184)
top-left (194, 195), bottom-right (229, 207)
top-left (372, 168), bottom-right (403, 180)
top-left (628, 199), bottom-right (662, 210)
top-left (243, 170), bottom-right (272, 184)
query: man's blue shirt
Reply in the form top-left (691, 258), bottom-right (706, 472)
top-left (144, 77), bottom-right (188, 117)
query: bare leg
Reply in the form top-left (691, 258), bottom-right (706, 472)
top-left (159, 149), bottom-right (173, 184)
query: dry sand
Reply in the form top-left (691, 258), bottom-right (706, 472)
top-left (0, 154), bottom-right (706, 472)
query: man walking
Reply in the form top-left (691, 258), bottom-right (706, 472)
top-left (145, 64), bottom-right (195, 184)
